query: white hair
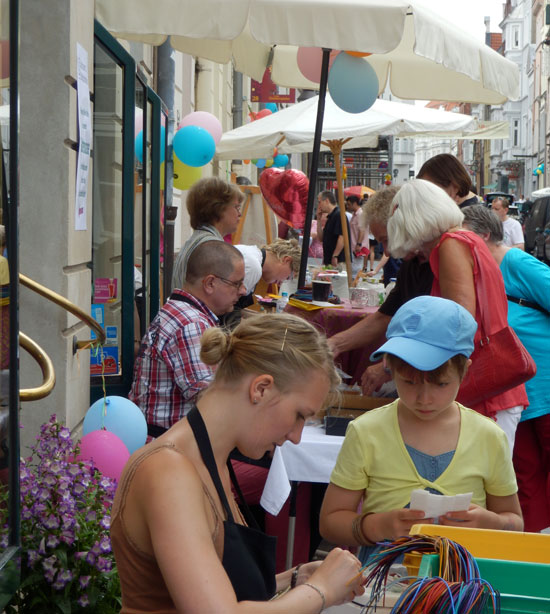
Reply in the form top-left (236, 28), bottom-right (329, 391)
top-left (387, 179), bottom-right (464, 258)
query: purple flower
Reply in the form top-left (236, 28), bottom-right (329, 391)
top-left (99, 515), bottom-right (111, 530)
top-left (77, 594), bottom-right (90, 607)
top-left (27, 550), bottom-right (40, 567)
top-left (46, 534), bottom-right (60, 549)
top-left (52, 569), bottom-right (72, 590)
top-left (59, 530), bottom-right (75, 545)
top-left (42, 514), bottom-right (59, 530)
top-left (42, 555), bottom-right (58, 573)
top-left (79, 575), bottom-right (91, 589)
top-left (85, 551), bottom-right (96, 566)
top-left (38, 537), bottom-right (47, 556)
top-left (95, 556), bottom-right (112, 573)
top-left (98, 536), bottom-right (111, 554)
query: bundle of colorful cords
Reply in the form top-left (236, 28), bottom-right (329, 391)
top-left (352, 535), bottom-right (499, 613)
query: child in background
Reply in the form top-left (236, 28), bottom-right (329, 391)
top-left (320, 296), bottom-right (523, 563)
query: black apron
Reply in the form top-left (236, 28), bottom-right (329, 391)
top-left (187, 406), bottom-right (277, 602)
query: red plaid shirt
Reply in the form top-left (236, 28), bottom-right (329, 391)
top-left (129, 290), bottom-right (218, 429)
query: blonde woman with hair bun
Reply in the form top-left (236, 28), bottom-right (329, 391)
top-left (111, 313), bottom-right (366, 614)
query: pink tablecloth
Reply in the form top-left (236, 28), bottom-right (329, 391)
top-left (286, 300), bottom-right (381, 384)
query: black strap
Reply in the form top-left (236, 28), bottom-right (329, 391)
top-left (261, 248), bottom-right (267, 267)
top-left (169, 291), bottom-right (201, 308)
top-left (187, 406), bottom-right (234, 521)
top-left (147, 423), bottom-right (168, 439)
top-left (506, 294), bottom-right (550, 316)
top-left (186, 406), bottom-right (260, 529)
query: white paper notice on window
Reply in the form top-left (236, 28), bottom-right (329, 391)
top-left (75, 43), bottom-right (91, 231)
top-left (410, 489), bottom-right (472, 519)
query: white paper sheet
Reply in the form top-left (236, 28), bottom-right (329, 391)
top-left (409, 489), bottom-right (472, 519)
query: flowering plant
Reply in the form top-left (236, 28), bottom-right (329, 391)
top-left (0, 415), bottom-right (121, 613)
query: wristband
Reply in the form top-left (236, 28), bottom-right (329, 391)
top-left (302, 583), bottom-right (326, 613)
top-left (351, 511), bottom-right (375, 546)
top-left (290, 563), bottom-right (302, 589)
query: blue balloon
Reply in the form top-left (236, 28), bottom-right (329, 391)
top-left (135, 126), bottom-right (166, 164)
top-left (273, 154), bottom-right (289, 167)
top-left (83, 396), bottom-right (147, 454)
top-left (328, 52), bottom-right (379, 114)
top-left (265, 102), bottom-right (278, 113)
top-left (173, 125), bottom-right (216, 167)
top-left (255, 158), bottom-right (266, 168)
top-left (135, 130), bottom-right (144, 163)
top-left (159, 125), bottom-right (166, 164)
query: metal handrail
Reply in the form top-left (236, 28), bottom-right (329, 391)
top-left (19, 273), bottom-right (106, 347)
top-left (19, 332), bottom-right (56, 402)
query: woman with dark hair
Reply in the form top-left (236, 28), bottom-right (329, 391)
top-left (462, 204), bottom-right (550, 532)
top-left (418, 153), bottom-right (480, 208)
top-left (172, 178), bottom-right (244, 290)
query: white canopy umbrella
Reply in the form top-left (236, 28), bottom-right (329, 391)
top-left (217, 95), bottom-right (508, 280)
top-left (94, 0), bottom-right (520, 287)
top-left (95, 0), bottom-right (518, 104)
top-left (216, 95), bottom-right (507, 161)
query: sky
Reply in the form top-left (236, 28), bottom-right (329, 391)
top-left (416, 0), bottom-right (505, 43)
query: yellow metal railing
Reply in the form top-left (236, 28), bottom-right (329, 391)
top-left (16, 273), bottom-right (105, 401)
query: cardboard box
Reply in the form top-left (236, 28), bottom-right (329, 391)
top-left (321, 393), bottom-right (392, 436)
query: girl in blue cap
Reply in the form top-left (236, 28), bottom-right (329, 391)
top-left (320, 296), bottom-right (523, 562)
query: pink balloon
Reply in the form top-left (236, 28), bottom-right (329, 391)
top-left (255, 109), bottom-right (273, 120)
top-left (179, 111), bottom-right (223, 144)
top-left (297, 47), bottom-right (339, 83)
top-left (77, 430), bottom-right (130, 482)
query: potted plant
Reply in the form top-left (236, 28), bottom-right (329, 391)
top-left (0, 415), bottom-right (121, 613)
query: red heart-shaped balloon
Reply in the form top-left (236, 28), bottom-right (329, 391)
top-left (259, 168), bottom-right (309, 229)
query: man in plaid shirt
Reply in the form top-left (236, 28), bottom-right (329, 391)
top-left (130, 241), bottom-right (246, 437)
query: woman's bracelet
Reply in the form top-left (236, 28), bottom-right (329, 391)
top-left (351, 511), bottom-right (375, 546)
top-left (290, 563), bottom-right (302, 589)
top-left (302, 583), bottom-right (326, 613)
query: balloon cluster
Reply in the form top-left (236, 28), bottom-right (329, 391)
top-left (534, 163), bottom-right (545, 176)
top-left (297, 47), bottom-right (379, 114)
top-left (135, 110), bottom-right (222, 192)
top-left (246, 104), bottom-right (290, 170)
top-left (77, 396), bottom-right (147, 482)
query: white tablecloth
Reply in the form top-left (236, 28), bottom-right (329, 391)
top-left (260, 424), bottom-right (344, 516)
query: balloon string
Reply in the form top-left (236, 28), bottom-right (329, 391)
top-left (90, 344), bottom-right (108, 430)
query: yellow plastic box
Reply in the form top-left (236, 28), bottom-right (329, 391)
top-left (409, 524), bottom-right (550, 564)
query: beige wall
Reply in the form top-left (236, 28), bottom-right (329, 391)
top-left (19, 0), bottom-right (95, 451)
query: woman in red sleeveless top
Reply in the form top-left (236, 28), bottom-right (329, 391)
top-left (387, 179), bottom-right (527, 451)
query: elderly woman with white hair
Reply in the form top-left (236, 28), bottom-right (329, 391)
top-left (386, 179), bottom-right (528, 451)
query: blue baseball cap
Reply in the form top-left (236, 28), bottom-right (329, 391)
top-left (370, 296), bottom-right (477, 371)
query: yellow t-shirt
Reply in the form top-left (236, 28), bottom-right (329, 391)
top-left (330, 399), bottom-right (517, 513)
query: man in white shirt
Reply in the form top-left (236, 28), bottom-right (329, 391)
top-left (491, 197), bottom-right (524, 250)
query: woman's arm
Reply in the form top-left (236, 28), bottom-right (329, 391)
top-left (134, 452), bottom-right (365, 614)
top-left (437, 237), bottom-right (476, 317)
top-left (320, 484), bottom-right (428, 546)
top-left (438, 493), bottom-right (523, 531)
top-left (328, 310), bottom-right (391, 357)
top-left (366, 254), bottom-right (389, 277)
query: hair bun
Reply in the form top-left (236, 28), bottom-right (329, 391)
top-left (200, 327), bottom-right (231, 365)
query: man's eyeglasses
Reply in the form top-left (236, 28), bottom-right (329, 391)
top-left (213, 275), bottom-right (245, 290)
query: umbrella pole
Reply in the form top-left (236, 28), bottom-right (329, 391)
top-left (297, 48), bottom-right (332, 289)
top-left (329, 142), bottom-right (352, 285)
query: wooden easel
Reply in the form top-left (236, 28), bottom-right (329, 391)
top-left (230, 175), bottom-right (278, 309)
